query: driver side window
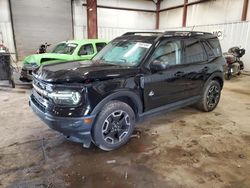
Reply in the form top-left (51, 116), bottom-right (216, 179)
top-left (150, 40), bottom-right (182, 67)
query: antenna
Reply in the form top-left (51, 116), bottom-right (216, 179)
top-left (191, 25), bottom-right (196, 31)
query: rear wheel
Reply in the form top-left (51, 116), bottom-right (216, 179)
top-left (196, 80), bottom-right (221, 112)
top-left (92, 100), bottom-right (135, 151)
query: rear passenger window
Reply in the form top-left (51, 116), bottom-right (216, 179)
top-left (184, 39), bottom-right (206, 64)
top-left (96, 42), bottom-right (106, 52)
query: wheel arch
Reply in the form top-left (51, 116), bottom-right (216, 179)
top-left (206, 72), bottom-right (224, 89)
top-left (90, 91), bottom-right (143, 119)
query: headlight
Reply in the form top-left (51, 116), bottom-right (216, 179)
top-left (24, 62), bottom-right (39, 70)
top-left (48, 91), bottom-right (81, 106)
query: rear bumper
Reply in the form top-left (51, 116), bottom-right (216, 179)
top-left (29, 96), bottom-right (96, 148)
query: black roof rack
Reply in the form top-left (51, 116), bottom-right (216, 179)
top-left (122, 32), bottom-right (163, 36)
top-left (163, 31), bottom-right (213, 37)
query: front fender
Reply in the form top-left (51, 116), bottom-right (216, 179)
top-left (90, 90), bottom-right (143, 116)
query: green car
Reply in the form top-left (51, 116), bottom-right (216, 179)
top-left (20, 39), bottom-right (107, 82)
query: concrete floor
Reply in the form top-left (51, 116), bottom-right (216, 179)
top-left (0, 75), bottom-right (250, 188)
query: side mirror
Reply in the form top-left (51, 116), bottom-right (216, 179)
top-left (150, 60), bottom-right (168, 71)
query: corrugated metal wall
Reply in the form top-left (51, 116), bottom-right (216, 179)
top-left (0, 0), bottom-right (16, 61)
top-left (73, 0), bottom-right (156, 40)
top-left (10, 0), bottom-right (73, 60)
top-left (98, 27), bottom-right (156, 40)
top-left (162, 21), bottom-right (250, 71)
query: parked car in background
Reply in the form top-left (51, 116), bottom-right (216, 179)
top-left (30, 31), bottom-right (225, 151)
top-left (20, 39), bottom-right (107, 82)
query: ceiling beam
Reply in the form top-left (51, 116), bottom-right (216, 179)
top-left (160, 0), bottom-right (212, 12)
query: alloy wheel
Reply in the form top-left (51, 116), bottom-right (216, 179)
top-left (102, 110), bottom-right (131, 144)
top-left (206, 85), bottom-right (220, 109)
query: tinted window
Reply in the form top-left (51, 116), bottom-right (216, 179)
top-left (52, 43), bottom-right (77, 55)
top-left (78, 44), bottom-right (94, 56)
top-left (208, 39), bottom-right (222, 57)
top-left (184, 39), bottom-right (206, 64)
top-left (96, 42), bottom-right (106, 52)
top-left (202, 42), bottom-right (214, 60)
top-left (150, 40), bottom-right (182, 67)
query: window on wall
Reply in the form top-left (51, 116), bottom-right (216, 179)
top-left (150, 40), bottom-right (182, 67)
top-left (184, 39), bottom-right (206, 64)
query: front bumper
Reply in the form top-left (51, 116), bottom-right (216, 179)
top-left (29, 96), bottom-right (96, 148)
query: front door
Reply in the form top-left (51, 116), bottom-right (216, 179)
top-left (143, 39), bottom-right (188, 111)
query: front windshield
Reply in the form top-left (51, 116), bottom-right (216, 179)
top-left (51, 43), bottom-right (78, 55)
top-left (93, 40), bottom-right (152, 66)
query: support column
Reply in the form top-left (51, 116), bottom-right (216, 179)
top-left (182, 0), bottom-right (188, 27)
top-left (86, 0), bottom-right (97, 39)
top-left (241, 0), bottom-right (249, 21)
top-left (156, 0), bottom-right (161, 29)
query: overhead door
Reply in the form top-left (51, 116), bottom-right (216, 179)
top-left (10, 0), bottom-right (73, 59)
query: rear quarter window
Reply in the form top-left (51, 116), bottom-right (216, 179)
top-left (184, 39), bottom-right (207, 64)
top-left (208, 39), bottom-right (222, 57)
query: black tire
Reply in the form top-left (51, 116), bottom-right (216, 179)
top-left (92, 100), bottom-right (136, 151)
top-left (196, 80), bottom-right (221, 112)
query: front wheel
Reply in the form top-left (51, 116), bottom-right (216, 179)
top-left (92, 100), bottom-right (136, 151)
top-left (196, 80), bottom-right (221, 112)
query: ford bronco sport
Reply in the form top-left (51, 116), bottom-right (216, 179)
top-left (30, 31), bottom-right (225, 151)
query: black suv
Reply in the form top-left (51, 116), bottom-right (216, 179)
top-left (30, 31), bottom-right (225, 151)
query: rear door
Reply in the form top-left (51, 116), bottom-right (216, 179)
top-left (181, 38), bottom-right (210, 97)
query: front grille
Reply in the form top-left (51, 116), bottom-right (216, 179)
top-left (32, 78), bottom-right (51, 112)
top-left (32, 94), bottom-right (46, 112)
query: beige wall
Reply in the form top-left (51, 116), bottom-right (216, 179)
top-left (160, 0), bottom-right (247, 29)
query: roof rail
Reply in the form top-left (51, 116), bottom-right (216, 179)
top-left (163, 31), bottom-right (213, 37)
top-left (122, 32), bottom-right (163, 36)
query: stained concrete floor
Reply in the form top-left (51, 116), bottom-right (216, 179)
top-left (0, 75), bottom-right (250, 188)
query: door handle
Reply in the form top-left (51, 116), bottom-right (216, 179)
top-left (174, 71), bottom-right (184, 77)
top-left (202, 67), bottom-right (209, 72)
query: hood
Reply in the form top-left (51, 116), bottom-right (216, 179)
top-left (23, 53), bottom-right (73, 66)
top-left (34, 60), bottom-right (140, 83)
